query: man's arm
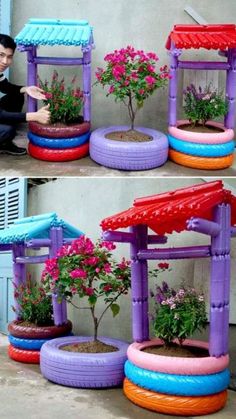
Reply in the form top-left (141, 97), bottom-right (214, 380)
top-left (0, 74), bottom-right (22, 95)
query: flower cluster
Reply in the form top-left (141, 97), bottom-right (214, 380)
top-left (95, 46), bottom-right (170, 129)
top-left (42, 236), bottom-right (131, 340)
top-left (183, 84), bottom-right (228, 127)
top-left (38, 70), bottom-right (84, 124)
top-left (150, 281), bottom-right (207, 346)
top-left (13, 277), bottom-right (53, 325)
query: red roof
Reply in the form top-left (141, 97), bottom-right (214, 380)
top-left (166, 24), bottom-right (236, 50)
top-left (100, 181), bottom-right (236, 235)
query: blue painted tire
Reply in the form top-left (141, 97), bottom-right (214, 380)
top-left (168, 135), bottom-right (234, 157)
top-left (28, 131), bottom-right (90, 149)
top-left (125, 361), bottom-right (230, 396)
top-left (8, 332), bottom-right (74, 350)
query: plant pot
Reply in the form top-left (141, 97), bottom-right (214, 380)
top-left (40, 335), bottom-right (129, 388)
top-left (89, 126), bottom-right (168, 170)
top-left (168, 120), bottom-right (235, 170)
top-left (124, 338), bottom-right (229, 416)
top-left (28, 121), bottom-right (90, 162)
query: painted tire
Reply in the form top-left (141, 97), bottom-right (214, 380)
top-left (169, 149), bottom-right (234, 170)
top-left (28, 131), bottom-right (90, 149)
top-left (8, 332), bottom-right (73, 350)
top-left (8, 344), bottom-right (40, 364)
top-left (28, 121), bottom-right (90, 138)
top-left (125, 361), bottom-right (230, 396)
top-left (168, 120), bottom-right (234, 144)
top-left (123, 378), bottom-right (227, 416)
top-left (28, 142), bottom-right (89, 162)
top-left (8, 320), bottom-right (72, 339)
top-left (168, 135), bottom-right (234, 157)
top-left (40, 336), bottom-right (129, 388)
top-left (127, 339), bottom-right (229, 375)
top-left (89, 126), bottom-right (168, 170)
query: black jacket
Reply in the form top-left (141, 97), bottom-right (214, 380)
top-left (0, 74), bottom-right (26, 122)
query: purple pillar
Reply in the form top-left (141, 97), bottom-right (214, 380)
top-left (12, 244), bottom-right (26, 319)
top-left (49, 227), bottom-right (67, 325)
top-left (224, 48), bottom-right (236, 129)
top-left (168, 42), bottom-right (181, 126)
top-left (82, 47), bottom-right (92, 122)
top-left (209, 204), bottom-right (231, 356)
top-left (139, 225), bottom-right (149, 341)
top-left (27, 46), bottom-right (37, 112)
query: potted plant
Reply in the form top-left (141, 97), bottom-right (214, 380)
top-left (28, 71), bottom-right (90, 161)
top-left (90, 45), bottom-right (170, 170)
top-left (40, 235), bottom-right (131, 388)
top-left (168, 84), bottom-right (235, 169)
top-left (125, 279), bottom-right (230, 416)
top-left (8, 277), bottom-right (72, 364)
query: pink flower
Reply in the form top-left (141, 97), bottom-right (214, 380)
top-left (139, 89), bottom-right (145, 95)
top-left (95, 267), bottom-right (100, 273)
top-left (147, 64), bottom-right (155, 72)
top-left (83, 257), bottom-right (100, 266)
top-left (70, 269), bottom-right (87, 279)
top-left (145, 75), bottom-right (156, 86)
top-left (100, 241), bottom-right (116, 251)
top-left (118, 257), bottom-right (130, 270)
top-left (112, 64), bottom-right (126, 80)
top-left (103, 263), bottom-right (112, 273)
top-left (109, 85), bottom-right (115, 94)
top-left (86, 287), bottom-right (94, 296)
top-left (158, 262), bottom-right (169, 269)
top-left (103, 284), bottom-right (113, 292)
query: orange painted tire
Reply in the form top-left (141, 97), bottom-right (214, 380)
top-left (123, 378), bottom-right (227, 416)
top-left (169, 149), bottom-right (234, 170)
top-left (28, 142), bottom-right (89, 162)
top-left (8, 344), bottom-right (40, 364)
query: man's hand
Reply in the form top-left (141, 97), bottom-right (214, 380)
top-left (20, 86), bottom-right (46, 100)
top-left (26, 104), bottom-right (51, 125)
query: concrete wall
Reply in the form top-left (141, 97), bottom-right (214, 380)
top-left (10, 0), bottom-right (236, 131)
top-left (27, 177), bottom-right (236, 341)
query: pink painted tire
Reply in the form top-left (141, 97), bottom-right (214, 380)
top-left (168, 120), bottom-right (234, 144)
top-left (28, 121), bottom-right (90, 138)
top-left (28, 142), bottom-right (89, 162)
top-left (127, 339), bottom-right (229, 375)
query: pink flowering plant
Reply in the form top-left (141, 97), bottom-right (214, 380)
top-left (38, 70), bottom-right (84, 124)
top-left (42, 236), bottom-right (131, 341)
top-left (150, 280), bottom-right (207, 346)
top-left (95, 46), bottom-right (170, 130)
top-left (183, 84), bottom-right (228, 127)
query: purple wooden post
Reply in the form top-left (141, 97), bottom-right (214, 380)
top-left (168, 42), bottom-right (181, 126)
top-left (209, 204), bottom-right (230, 356)
top-left (223, 204), bottom-right (231, 354)
top-left (49, 227), bottom-right (67, 325)
top-left (224, 48), bottom-right (236, 129)
top-left (27, 46), bottom-right (37, 112)
top-left (12, 244), bottom-right (26, 319)
top-left (139, 224), bottom-right (149, 341)
top-left (82, 47), bottom-right (91, 122)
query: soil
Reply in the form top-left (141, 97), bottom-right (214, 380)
top-left (17, 320), bottom-right (54, 327)
top-left (142, 343), bottom-right (209, 358)
top-left (105, 129), bottom-right (153, 142)
top-left (45, 116), bottom-right (84, 127)
top-left (179, 124), bottom-right (224, 134)
top-left (60, 340), bottom-right (119, 353)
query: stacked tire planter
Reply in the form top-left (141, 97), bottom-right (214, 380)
top-left (124, 339), bottom-right (230, 416)
top-left (40, 336), bottom-right (129, 388)
top-left (8, 320), bottom-right (73, 364)
top-left (168, 120), bottom-right (235, 170)
top-left (28, 121), bottom-right (90, 162)
top-left (90, 126), bottom-right (169, 170)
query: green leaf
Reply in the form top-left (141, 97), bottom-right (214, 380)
top-left (88, 295), bottom-right (97, 306)
top-left (110, 303), bottom-right (120, 317)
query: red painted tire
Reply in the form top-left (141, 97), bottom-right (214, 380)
top-left (123, 378), bottom-right (227, 416)
top-left (28, 142), bottom-right (89, 162)
top-left (8, 344), bottom-right (40, 364)
top-left (28, 121), bottom-right (90, 138)
top-left (127, 339), bottom-right (229, 375)
top-left (169, 149), bottom-right (234, 170)
top-left (8, 320), bottom-right (72, 339)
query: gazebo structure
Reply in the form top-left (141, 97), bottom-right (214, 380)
top-left (101, 180), bottom-right (236, 415)
top-left (165, 24), bottom-right (236, 169)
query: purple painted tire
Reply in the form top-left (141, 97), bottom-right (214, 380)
top-left (89, 126), bottom-right (168, 170)
top-left (28, 121), bottom-right (90, 138)
top-left (40, 336), bottom-right (129, 388)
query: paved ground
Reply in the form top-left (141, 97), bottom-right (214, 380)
top-left (0, 125), bottom-right (235, 177)
top-left (0, 334), bottom-right (236, 419)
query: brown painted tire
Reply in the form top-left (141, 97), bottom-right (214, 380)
top-left (8, 320), bottom-right (72, 339)
top-left (28, 142), bottom-right (89, 162)
top-left (169, 149), bottom-right (234, 170)
top-left (28, 121), bottom-right (90, 138)
top-left (123, 378), bottom-right (227, 416)
top-left (8, 344), bottom-right (40, 364)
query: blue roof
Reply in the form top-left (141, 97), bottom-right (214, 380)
top-left (0, 212), bottom-right (83, 244)
top-left (15, 18), bottom-right (93, 47)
